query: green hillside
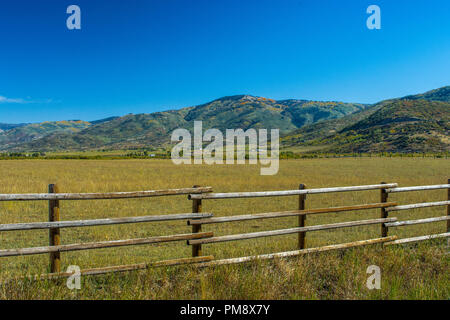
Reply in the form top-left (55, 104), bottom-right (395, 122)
top-left (401, 86), bottom-right (450, 102)
top-left (8, 95), bottom-right (366, 151)
top-left (282, 86), bottom-right (450, 153)
top-left (0, 120), bottom-right (91, 150)
top-left (315, 100), bottom-right (448, 153)
top-left (183, 95), bottom-right (365, 132)
top-left (0, 123), bottom-right (27, 132)
top-left (2, 87), bottom-right (448, 153)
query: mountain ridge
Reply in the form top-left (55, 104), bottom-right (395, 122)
top-left (1, 86), bottom-right (449, 153)
top-left (281, 86), bottom-right (450, 153)
top-left (2, 94), bottom-right (368, 151)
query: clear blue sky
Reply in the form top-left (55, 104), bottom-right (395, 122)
top-left (1, 0), bottom-right (449, 123)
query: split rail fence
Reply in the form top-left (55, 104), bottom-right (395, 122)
top-left (0, 180), bottom-right (448, 280)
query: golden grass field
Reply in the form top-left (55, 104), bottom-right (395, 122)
top-left (0, 158), bottom-right (448, 299)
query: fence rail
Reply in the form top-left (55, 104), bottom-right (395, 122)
top-left (28, 256), bottom-right (215, 281)
top-left (188, 183), bottom-right (398, 200)
top-left (386, 201), bottom-right (450, 212)
top-left (187, 203), bottom-right (397, 225)
top-left (188, 218), bottom-right (397, 245)
top-left (0, 185), bottom-right (216, 274)
top-left (0, 186), bottom-right (213, 201)
top-left (384, 232), bottom-right (450, 245)
top-left (0, 232), bottom-right (214, 257)
top-left (0, 212), bottom-right (213, 232)
top-left (0, 181), bottom-right (448, 281)
top-left (384, 216), bottom-right (450, 227)
top-left (380, 180), bottom-right (450, 248)
top-left (197, 236), bottom-right (398, 267)
top-left (386, 184), bottom-right (450, 193)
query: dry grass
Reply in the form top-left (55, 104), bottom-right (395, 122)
top-left (0, 158), bottom-right (448, 299)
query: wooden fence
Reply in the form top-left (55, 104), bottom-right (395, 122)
top-left (0, 186), bottom-right (216, 279)
top-left (0, 180), bottom-right (448, 280)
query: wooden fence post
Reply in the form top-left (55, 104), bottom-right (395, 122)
top-left (380, 182), bottom-right (388, 237)
top-left (298, 184), bottom-right (306, 249)
top-left (48, 184), bottom-right (61, 273)
top-left (192, 185), bottom-right (202, 257)
top-left (447, 179), bottom-right (449, 233)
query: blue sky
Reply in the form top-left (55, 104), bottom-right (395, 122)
top-left (0, 0), bottom-right (449, 123)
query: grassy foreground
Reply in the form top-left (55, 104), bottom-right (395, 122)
top-left (0, 158), bottom-right (448, 299)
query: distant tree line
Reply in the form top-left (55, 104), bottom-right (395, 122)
top-left (0, 150), bottom-right (448, 160)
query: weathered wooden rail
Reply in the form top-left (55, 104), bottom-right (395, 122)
top-left (0, 232), bottom-right (214, 257)
top-left (188, 218), bottom-right (397, 245)
top-left (0, 186), bottom-right (213, 201)
top-left (187, 180), bottom-right (450, 267)
top-left (0, 186), bottom-right (216, 277)
top-left (188, 183), bottom-right (400, 258)
top-left (187, 203), bottom-right (397, 225)
top-left (0, 212), bottom-right (213, 232)
top-left (0, 181), bottom-right (448, 281)
top-left (188, 183), bottom-right (398, 200)
top-left (196, 237), bottom-right (398, 267)
top-left (379, 179), bottom-right (450, 246)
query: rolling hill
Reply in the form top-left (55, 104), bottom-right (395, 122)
top-left (0, 123), bottom-right (27, 132)
top-left (401, 86), bottom-right (450, 102)
top-left (1, 86), bottom-right (448, 153)
top-left (2, 95), bottom-right (366, 151)
top-left (281, 86), bottom-right (450, 153)
top-left (0, 120), bottom-right (91, 150)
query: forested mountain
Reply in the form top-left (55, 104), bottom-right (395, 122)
top-left (2, 95), bottom-right (366, 151)
top-left (1, 86), bottom-right (448, 153)
top-left (281, 86), bottom-right (450, 153)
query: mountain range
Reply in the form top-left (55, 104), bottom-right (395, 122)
top-left (1, 86), bottom-right (448, 153)
top-left (282, 87), bottom-right (449, 153)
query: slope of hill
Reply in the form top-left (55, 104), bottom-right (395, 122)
top-left (282, 86), bottom-right (450, 153)
top-left (7, 95), bottom-right (366, 151)
top-left (90, 116), bottom-right (120, 125)
top-left (315, 99), bottom-right (448, 153)
top-left (0, 123), bottom-right (27, 132)
top-left (0, 120), bottom-right (91, 150)
top-left (183, 95), bottom-right (365, 132)
top-left (281, 102), bottom-right (387, 147)
top-left (2, 86), bottom-right (448, 153)
top-left (402, 86), bottom-right (450, 102)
